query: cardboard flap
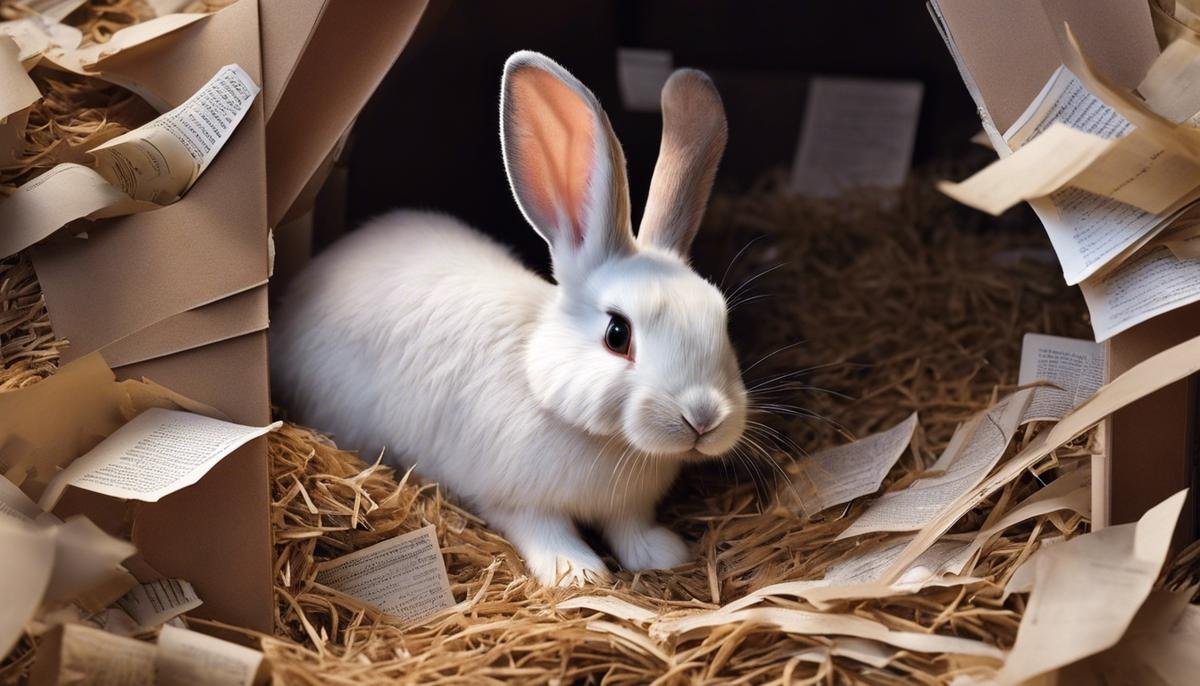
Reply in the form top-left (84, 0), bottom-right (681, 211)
top-left (935, 0), bottom-right (1158, 133)
top-left (259, 0), bottom-right (327, 120)
top-left (262, 0), bottom-right (427, 227)
top-left (120, 331), bottom-right (272, 633)
top-left (32, 0), bottom-right (269, 356)
top-left (91, 286), bottom-right (269, 369)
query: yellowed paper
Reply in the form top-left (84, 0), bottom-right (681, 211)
top-left (155, 624), bottom-right (263, 686)
top-left (0, 36), bottom-right (40, 120)
top-left (880, 333), bottom-right (1200, 582)
top-left (43, 13), bottom-right (207, 75)
top-left (116, 579), bottom-right (202, 630)
top-left (0, 516), bottom-right (55, 658)
top-left (1004, 66), bottom-right (1191, 286)
top-left (1018, 333), bottom-right (1106, 416)
top-left (39, 408), bottom-right (281, 509)
top-left (837, 387), bottom-right (1052, 539)
top-left (1139, 36), bottom-right (1200, 123)
top-left (45, 516), bottom-right (137, 608)
top-left (0, 63), bottom-right (260, 259)
top-left (794, 638), bottom-right (895, 669)
top-left (997, 491), bottom-right (1186, 684)
top-left (557, 595), bottom-right (657, 623)
top-left (792, 412), bottom-right (917, 516)
top-left (30, 623), bottom-right (156, 686)
top-left (0, 15), bottom-right (81, 68)
top-left (27, 0), bottom-right (89, 23)
top-left (649, 606), bottom-right (1003, 659)
top-left (315, 524), bottom-right (455, 624)
top-left (0, 353), bottom-right (127, 489)
top-left (937, 122), bottom-right (1111, 216)
top-left (0, 474), bottom-right (46, 523)
top-left (1080, 245), bottom-right (1200, 341)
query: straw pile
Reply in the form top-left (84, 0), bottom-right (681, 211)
top-left (2, 2), bottom-right (1199, 682)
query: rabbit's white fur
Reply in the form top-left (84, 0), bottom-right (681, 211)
top-left (271, 52), bottom-right (744, 584)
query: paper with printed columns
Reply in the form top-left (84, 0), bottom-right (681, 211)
top-left (315, 524), bottom-right (456, 624)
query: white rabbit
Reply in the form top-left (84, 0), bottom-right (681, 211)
top-left (271, 51), bottom-right (746, 585)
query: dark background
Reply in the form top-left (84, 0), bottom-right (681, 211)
top-left (342, 0), bottom-right (983, 273)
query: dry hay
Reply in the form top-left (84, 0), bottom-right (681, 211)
top-left (2, 2), bottom-right (1200, 682)
top-left (5, 169), bottom-right (1200, 682)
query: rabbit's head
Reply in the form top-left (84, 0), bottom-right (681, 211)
top-left (501, 51), bottom-right (746, 459)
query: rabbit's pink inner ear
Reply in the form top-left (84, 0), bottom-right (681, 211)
top-left (506, 66), bottom-right (596, 248)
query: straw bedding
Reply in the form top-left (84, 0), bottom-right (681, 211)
top-left (2, 2), bottom-right (1200, 683)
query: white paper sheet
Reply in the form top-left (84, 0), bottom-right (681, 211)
top-left (616, 48), bottom-right (672, 113)
top-left (792, 412), bottom-right (917, 515)
top-left (837, 387), bottom-right (1052, 539)
top-left (39, 408), bottom-right (281, 508)
top-left (1018, 333), bottom-right (1106, 416)
top-left (0, 64), bottom-right (260, 259)
top-left (790, 76), bottom-right (922, 197)
top-left (1004, 66), bottom-right (1185, 286)
top-left (1080, 244), bottom-right (1200, 341)
top-left (155, 624), bottom-right (263, 686)
top-left (0, 516), bottom-right (55, 658)
top-left (997, 491), bottom-right (1186, 683)
top-left (315, 525), bottom-right (456, 624)
top-left (116, 579), bottom-right (202, 630)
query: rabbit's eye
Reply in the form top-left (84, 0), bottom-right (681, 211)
top-left (604, 313), bottom-right (633, 358)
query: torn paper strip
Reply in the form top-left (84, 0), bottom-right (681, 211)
top-left (156, 624), bottom-right (263, 686)
top-left (0, 517), bottom-right (55, 658)
top-left (879, 333), bottom-right (1200, 582)
top-left (1018, 333), bottom-right (1106, 415)
top-left (45, 516), bottom-right (137, 608)
top-left (836, 387), bottom-right (1042, 539)
top-left (790, 77), bottom-right (922, 197)
top-left (792, 412), bottom-right (917, 515)
top-left (0, 15), bottom-right (82, 69)
top-left (997, 490), bottom-right (1187, 684)
top-left (315, 524), bottom-right (455, 624)
top-left (0, 35), bottom-right (40, 120)
top-left (0, 474), bottom-right (47, 523)
top-left (117, 579), bottom-right (202, 630)
top-left (1080, 245), bottom-right (1200, 341)
top-left (650, 606), bottom-right (1002, 659)
top-left (0, 63), bottom-right (259, 259)
top-left (39, 408), bottom-right (281, 509)
top-left (43, 13), bottom-right (208, 76)
top-left (30, 623), bottom-right (156, 686)
top-left (1139, 37), bottom-right (1200, 123)
top-left (1001, 66), bottom-right (1195, 285)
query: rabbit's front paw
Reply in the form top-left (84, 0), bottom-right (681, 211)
top-left (607, 519), bottom-right (691, 572)
top-left (486, 508), bottom-right (609, 586)
top-left (524, 548), bottom-right (609, 587)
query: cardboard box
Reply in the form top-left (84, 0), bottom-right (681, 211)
top-left (930, 0), bottom-right (1198, 537)
top-left (28, 0), bottom-right (428, 633)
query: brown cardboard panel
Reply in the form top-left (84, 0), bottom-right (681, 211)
top-left (258, 0), bottom-right (326, 121)
top-left (1107, 302), bottom-right (1200, 544)
top-left (935, 0), bottom-right (1158, 133)
top-left (84, 286), bottom-right (269, 369)
top-left (263, 0), bottom-right (427, 227)
top-left (119, 331), bottom-right (272, 633)
top-left (32, 0), bottom-right (268, 356)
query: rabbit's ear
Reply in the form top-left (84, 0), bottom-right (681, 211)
top-left (637, 69), bottom-right (727, 257)
top-left (501, 51), bottom-right (634, 279)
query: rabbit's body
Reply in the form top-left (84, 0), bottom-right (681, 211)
top-left (272, 210), bottom-right (679, 522)
top-left (273, 52), bottom-right (744, 584)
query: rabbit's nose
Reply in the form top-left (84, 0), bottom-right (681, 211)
top-left (682, 412), bottom-right (718, 437)
top-left (678, 386), bottom-right (726, 439)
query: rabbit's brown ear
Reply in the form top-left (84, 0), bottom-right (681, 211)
top-left (637, 69), bottom-right (727, 257)
top-left (501, 51), bottom-right (633, 279)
